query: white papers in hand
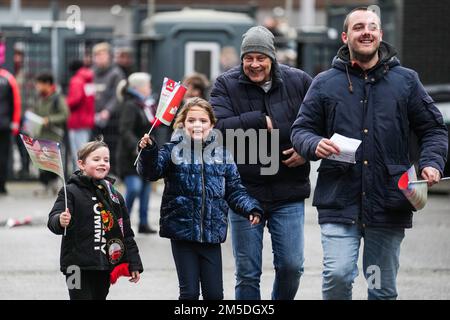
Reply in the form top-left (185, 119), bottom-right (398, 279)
top-left (327, 133), bottom-right (362, 164)
top-left (22, 111), bottom-right (44, 137)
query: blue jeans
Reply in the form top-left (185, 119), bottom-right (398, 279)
top-left (229, 201), bottom-right (305, 300)
top-left (124, 175), bottom-right (151, 226)
top-left (68, 129), bottom-right (91, 170)
top-left (321, 222), bottom-right (405, 300)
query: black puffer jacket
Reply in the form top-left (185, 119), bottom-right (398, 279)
top-left (116, 91), bottom-right (156, 178)
top-left (48, 171), bottom-right (143, 274)
top-left (210, 62), bottom-right (312, 206)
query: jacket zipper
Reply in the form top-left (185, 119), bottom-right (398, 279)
top-left (361, 74), bottom-right (369, 225)
top-left (200, 148), bottom-right (206, 243)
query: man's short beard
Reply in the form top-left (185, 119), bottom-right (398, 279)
top-left (350, 47), bottom-right (379, 63)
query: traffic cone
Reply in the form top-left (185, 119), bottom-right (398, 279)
top-left (6, 216), bottom-right (32, 228)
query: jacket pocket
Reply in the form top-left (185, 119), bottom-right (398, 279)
top-left (160, 196), bottom-right (195, 239)
top-left (313, 160), bottom-right (352, 209)
top-left (161, 196), bottom-right (193, 220)
top-left (212, 199), bottom-right (229, 241)
top-left (383, 164), bottom-right (416, 212)
top-left (422, 95), bottom-right (445, 126)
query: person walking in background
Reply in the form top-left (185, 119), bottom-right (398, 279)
top-left (116, 72), bottom-right (157, 234)
top-left (114, 46), bottom-right (135, 78)
top-left (219, 46), bottom-right (239, 73)
top-left (92, 42), bottom-right (125, 175)
top-left (210, 26), bottom-right (312, 300)
top-left (66, 60), bottom-right (95, 172)
top-left (0, 66), bottom-right (21, 195)
top-left (48, 139), bottom-right (143, 300)
top-left (137, 98), bottom-right (262, 300)
top-left (12, 42), bottom-right (30, 179)
top-left (290, 7), bottom-right (448, 300)
top-left (182, 72), bottom-right (210, 100)
top-left (33, 72), bottom-right (69, 195)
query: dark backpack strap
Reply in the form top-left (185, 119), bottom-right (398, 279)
top-left (52, 93), bottom-right (60, 113)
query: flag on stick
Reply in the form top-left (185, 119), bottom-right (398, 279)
top-left (408, 177), bottom-right (450, 185)
top-left (155, 77), bottom-right (187, 126)
top-left (20, 134), bottom-right (68, 235)
top-left (398, 165), bottom-right (427, 210)
top-left (20, 134), bottom-right (64, 178)
top-left (134, 77), bottom-right (187, 166)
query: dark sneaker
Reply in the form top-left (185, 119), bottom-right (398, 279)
top-left (138, 225), bottom-right (157, 234)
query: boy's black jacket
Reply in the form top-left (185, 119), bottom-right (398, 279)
top-left (48, 171), bottom-right (143, 274)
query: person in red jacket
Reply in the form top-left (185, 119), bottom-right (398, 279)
top-left (66, 60), bottom-right (95, 171)
top-left (0, 67), bottom-right (21, 194)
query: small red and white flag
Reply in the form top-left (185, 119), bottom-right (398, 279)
top-left (155, 77), bottom-right (187, 126)
top-left (398, 165), bottom-right (427, 210)
top-left (134, 77), bottom-right (187, 166)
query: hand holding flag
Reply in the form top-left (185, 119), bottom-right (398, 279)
top-left (420, 166), bottom-right (443, 187)
top-left (59, 209), bottom-right (71, 228)
top-left (398, 165), bottom-right (450, 211)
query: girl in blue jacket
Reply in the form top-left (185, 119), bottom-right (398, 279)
top-left (137, 97), bottom-right (262, 300)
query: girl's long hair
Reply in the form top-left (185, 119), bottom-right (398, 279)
top-left (172, 97), bottom-right (217, 129)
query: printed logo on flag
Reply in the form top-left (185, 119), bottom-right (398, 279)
top-left (165, 79), bottom-right (176, 92)
top-left (22, 134), bottom-right (35, 146)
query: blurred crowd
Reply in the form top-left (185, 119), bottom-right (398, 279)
top-left (0, 41), bottom-right (211, 234)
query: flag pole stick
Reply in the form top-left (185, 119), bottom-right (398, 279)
top-left (133, 119), bottom-right (159, 167)
top-left (57, 144), bottom-right (68, 236)
top-left (409, 177), bottom-right (450, 185)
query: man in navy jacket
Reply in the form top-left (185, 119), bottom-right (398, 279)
top-left (210, 26), bottom-right (312, 300)
top-left (291, 7), bottom-right (448, 300)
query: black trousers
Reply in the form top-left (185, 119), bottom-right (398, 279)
top-left (15, 132), bottom-right (29, 174)
top-left (0, 130), bottom-right (11, 192)
top-left (65, 270), bottom-right (111, 300)
top-left (39, 170), bottom-right (58, 186)
top-left (171, 240), bottom-right (223, 300)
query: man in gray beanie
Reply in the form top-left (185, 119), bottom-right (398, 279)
top-left (240, 26), bottom-right (277, 62)
top-left (210, 26), bottom-right (312, 300)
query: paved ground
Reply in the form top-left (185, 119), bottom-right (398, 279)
top-left (0, 177), bottom-right (449, 300)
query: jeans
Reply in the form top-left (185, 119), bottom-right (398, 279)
top-left (320, 222), bottom-right (405, 300)
top-left (68, 129), bottom-right (91, 170)
top-left (229, 201), bottom-right (305, 300)
top-left (171, 240), bottom-right (223, 300)
top-left (124, 175), bottom-right (151, 226)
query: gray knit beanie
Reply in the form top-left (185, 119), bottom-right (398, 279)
top-left (240, 26), bottom-right (276, 61)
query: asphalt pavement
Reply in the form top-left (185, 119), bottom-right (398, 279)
top-left (1, 177), bottom-right (449, 300)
